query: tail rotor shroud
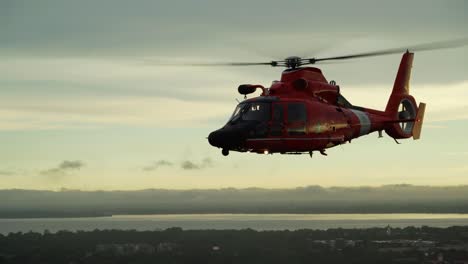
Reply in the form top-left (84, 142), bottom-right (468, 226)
top-left (398, 99), bottom-right (417, 135)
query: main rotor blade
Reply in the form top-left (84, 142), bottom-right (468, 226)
top-left (144, 38), bottom-right (468, 68)
top-left (311, 38), bottom-right (468, 63)
top-left (144, 60), bottom-right (277, 67)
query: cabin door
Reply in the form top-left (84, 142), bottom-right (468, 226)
top-left (269, 103), bottom-right (285, 137)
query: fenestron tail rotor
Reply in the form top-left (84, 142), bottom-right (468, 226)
top-left (398, 99), bottom-right (417, 134)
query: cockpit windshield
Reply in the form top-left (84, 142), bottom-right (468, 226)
top-left (229, 102), bottom-right (271, 123)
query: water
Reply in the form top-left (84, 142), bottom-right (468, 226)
top-left (1, 214), bottom-right (468, 234)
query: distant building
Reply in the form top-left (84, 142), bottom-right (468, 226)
top-left (96, 243), bottom-right (155, 256)
top-left (157, 242), bottom-right (177, 253)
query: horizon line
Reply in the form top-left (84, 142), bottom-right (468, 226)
top-left (2, 183), bottom-right (468, 192)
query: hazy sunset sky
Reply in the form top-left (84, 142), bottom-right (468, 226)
top-left (0, 0), bottom-right (467, 190)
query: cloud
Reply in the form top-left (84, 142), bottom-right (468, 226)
top-left (59, 160), bottom-right (84, 170)
top-left (1, 0), bottom-right (466, 59)
top-left (1, 1), bottom-right (466, 85)
top-left (342, 81), bottom-right (468, 123)
top-left (0, 91), bottom-right (233, 131)
top-left (0, 170), bottom-right (14, 176)
top-left (181, 158), bottom-right (214, 170)
top-left (143, 158), bottom-right (214, 171)
top-left (143, 160), bottom-right (173, 171)
top-left (40, 168), bottom-right (65, 178)
top-left (40, 160), bottom-right (84, 179)
top-left (181, 161), bottom-right (199, 170)
top-left (442, 152), bottom-right (468, 156)
top-left (201, 158), bottom-right (214, 168)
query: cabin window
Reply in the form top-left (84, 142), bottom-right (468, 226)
top-left (288, 103), bottom-right (307, 122)
top-left (287, 103), bottom-right (307, 135)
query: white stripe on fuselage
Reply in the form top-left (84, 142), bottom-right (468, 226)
top-left (350, 109), bottom-right (371, 136)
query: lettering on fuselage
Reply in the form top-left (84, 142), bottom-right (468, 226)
top-left (350, 109), bottom-right (371, 136)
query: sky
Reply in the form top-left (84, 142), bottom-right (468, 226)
top-left (0, 0), bottom-right (467, 190)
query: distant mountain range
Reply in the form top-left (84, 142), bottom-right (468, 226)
top-left (2, 185), bottom-right (468, 218)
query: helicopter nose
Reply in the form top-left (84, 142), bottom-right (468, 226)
top-left (208, 129), bottom-right (245, 149)
top-left (208, 131), bottom-right (222, 147)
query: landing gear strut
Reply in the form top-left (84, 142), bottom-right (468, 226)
top-left (222, 149), bottom-right (229, 156)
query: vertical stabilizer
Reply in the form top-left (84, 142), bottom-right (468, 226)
top-left (385, 51), bottom-right (414, 113)
top-left (385, 52), bottom-right (414, 114)
top-left (393, 51), bottom-right (413, 95)
top-left (384, 52), bottom-right (420, 139)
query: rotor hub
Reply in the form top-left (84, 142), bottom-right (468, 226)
top-left (284, 56), bottom-right (302, 69)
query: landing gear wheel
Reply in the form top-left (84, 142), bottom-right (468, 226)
top-left (222, 149), bottom-right (229, 156)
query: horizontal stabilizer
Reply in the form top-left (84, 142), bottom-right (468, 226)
top-left (385, 119), bottom-right (416, 124)
top-left (412, 102), bottom-right (426, 140)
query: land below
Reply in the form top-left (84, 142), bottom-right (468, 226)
top-left (2, 185), bottom-right (468, 218)
top-left (2, 226), bottom-right (468, 263)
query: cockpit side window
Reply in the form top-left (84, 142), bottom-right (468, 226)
top-left (242, 102), bottom-right (270, 121)
top-left (228, 102), bottom-right (271, 124)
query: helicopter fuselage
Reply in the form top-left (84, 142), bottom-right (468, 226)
top-left (208, 52), bottom-right (425, 156)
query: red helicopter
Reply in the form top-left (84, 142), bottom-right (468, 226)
top-left (205, 40), bottom-right (466, 156)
